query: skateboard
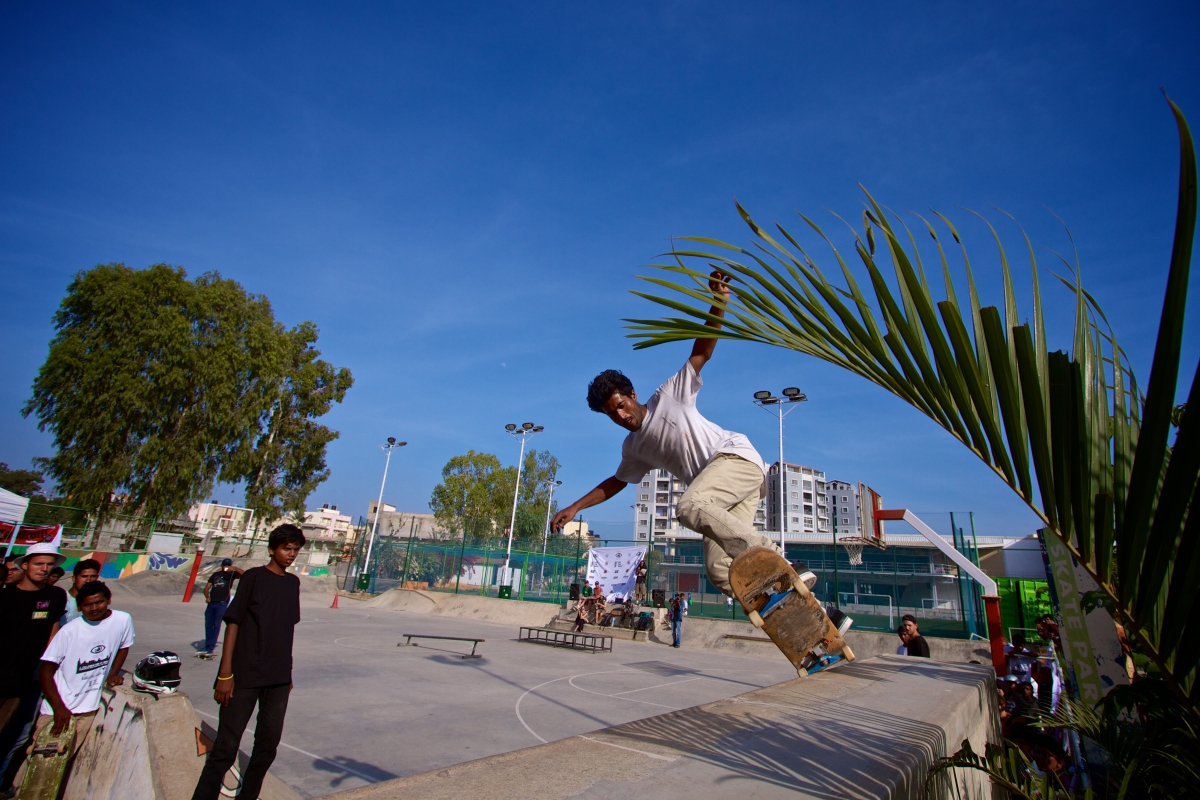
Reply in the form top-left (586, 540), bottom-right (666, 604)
top-left (20, 714), bottom-right (76, 800)
top-left (728, 546), bottom-right (855, 677)
top-left (196, 652), bottom-right (217, 661)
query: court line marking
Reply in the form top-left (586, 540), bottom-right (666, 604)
top-left (514, 671), bottom-right (635, 744)
top-left (194, 709), bottom-right (379, 784)
top-left (610, 677), bottom-right (703, 696)
top-left (567, 676), bottom-right (680, 710)
top-left (576, 735), bottom-right (677, 762)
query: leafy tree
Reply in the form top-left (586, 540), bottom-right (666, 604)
top-left (227, 321), bottom-right (353, 534)
top-left (0, 462), bottom-right (45, 497)
top-left (23, 263), bottom-right (350, 534)
top-left (429, 450), bottom-right (512, 539)
top-left (428, 448), bottom-right (561, 545)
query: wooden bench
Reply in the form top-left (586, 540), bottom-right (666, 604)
top-left (399, 634), bottom-right (484, 659)
top-left (519, 627), bottom-right (613, 654)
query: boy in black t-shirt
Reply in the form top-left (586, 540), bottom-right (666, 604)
top-left (191, 525), bottom-right (304, 800)
top-left (0, 543), bottom-right (68, 793)
top-left (200, 559), bottom-right (243, 659)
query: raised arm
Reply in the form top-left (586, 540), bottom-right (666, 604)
top-left (551, 477), bottom-right (627, 532)
top-left (688, 270), bottom-right (732, 375)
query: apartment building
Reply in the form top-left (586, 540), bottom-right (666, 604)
top-left (827, 480), bottom-right (862, 536)
top-left (765, 462), bottom-right (830, 536)
top-left (632, 467), bottom-right (767, 545)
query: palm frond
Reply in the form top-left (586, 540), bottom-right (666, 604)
top-left (625, 97), bottom-right (1199, 721)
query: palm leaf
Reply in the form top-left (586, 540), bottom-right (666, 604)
top-left (624, 97), bottom-right (1199, 721)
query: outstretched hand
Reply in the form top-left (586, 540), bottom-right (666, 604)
top-left (708, 269), bottom-right (731, 303)
top-left (550, 507), bottom-right (576, 534)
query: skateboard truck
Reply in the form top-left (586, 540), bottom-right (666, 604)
top-left (31, 742), bottom-right (67, 757)
top-left (745, 571), bottom-right (810, 629)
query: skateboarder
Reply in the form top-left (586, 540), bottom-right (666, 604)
top-left (550, 270), bottom-right (784, 602)
top-left (15, 580), bottom-right (133, 791)
top-left (191, 525), bottom-right (305, 800)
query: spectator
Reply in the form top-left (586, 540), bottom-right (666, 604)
top-left (45, 566), bottom-right (65, 587)
top-left (669, 593), bottom-right (684, 648)
top-left (191, 525), bottom-right (305, 800)
top-left (62, 558), bottom-right (101, 626)
top-left (895, 624), bottom-right (910, 655)
top-left (2, 556), bottom-right (21, 588)
top-left (592, 583), bottom-right (606, 625)
top-left (901, 614), bottom-right (930, 658)
top-left (633, 560), bottom-right (648, 605)
top-left (201, 559), bottom-right (243, 660)
top-left (0, 543), bottom-right (68, 794)
top-left (14, 581), bottom-right (132, 790)
top-left (1006, 633), bottom-right (1036, 683)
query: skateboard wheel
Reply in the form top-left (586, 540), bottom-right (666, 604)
top-left (841, 645), bottom-right (855, 663)
top-left (748, 610), bottom-right (764, 628)
top-left (791, 575), bottom-right (811, 597)
top-left (796, 666), bottom-right (809, 678)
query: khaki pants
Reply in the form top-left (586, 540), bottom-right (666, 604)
top-left (12, 710), bottom-right (97, 792)
top-left (675, 453), bottom-right (781, 596)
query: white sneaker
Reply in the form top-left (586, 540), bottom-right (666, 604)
top-left (798, 571), bottom-right (817, 590)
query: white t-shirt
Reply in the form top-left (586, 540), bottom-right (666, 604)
top-left (61, 594), bottom-right (82, 626)
top-left (40, 610), bottom-right (135, 715)
top-left (614, 362), bottom-right (765, 485)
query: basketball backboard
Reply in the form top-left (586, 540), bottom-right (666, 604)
top-left (857, 483), bottom-right (885, 547)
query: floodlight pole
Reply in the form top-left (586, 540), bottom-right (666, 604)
top-left (753, 390), bottom-right (806, 554)
top-left (503, 423), bottom-right (543, 583)
top-left (364, 438), bottom-right (406, 590)
top-left (538, 477), bottom-right (561, 594)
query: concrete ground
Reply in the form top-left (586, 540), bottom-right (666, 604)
top-left (109, 590), bottom-right (798, 798)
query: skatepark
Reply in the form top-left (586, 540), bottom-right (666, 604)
top-left (94, 582), bottom-right (996, 799)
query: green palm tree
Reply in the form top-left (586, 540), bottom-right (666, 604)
top-left (625, 98), bottom-right (1198, 721)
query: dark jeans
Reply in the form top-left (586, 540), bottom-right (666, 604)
top-left (191, 683), bottom-right (290, 800)
top-left (204, 601), bottom-right (228, 653)
top-left (0, 682), bottom-right (42, 791)
top-left (672, 618), bottom-right (682, 647)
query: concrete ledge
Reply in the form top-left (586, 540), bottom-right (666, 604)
top-left (63, 685), bottom-right (300, 800)
top-left (324, 656), bottom-right (999, 800)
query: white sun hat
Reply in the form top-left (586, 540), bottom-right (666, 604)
top-left (15, 542), bottom-right (66, 568)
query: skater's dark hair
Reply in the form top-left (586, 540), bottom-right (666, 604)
top-left (901, 613), bottom-right (918, 625)
top-left (74, 558), bottom-right (101, 576)
top-left (587, 370), bottom-right (635, 412)
top-left (77, 580), bottom-right (112, 601)
top-left (50, 566), bottom-right (65, 577)
top-left (268, 524), bottom-right (307, 550)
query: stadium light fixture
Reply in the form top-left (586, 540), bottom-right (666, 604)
top-left (753, 388), bottom-right (808, 551)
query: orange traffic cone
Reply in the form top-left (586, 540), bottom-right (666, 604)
top-left (330, 591), bottom-right (339, 609)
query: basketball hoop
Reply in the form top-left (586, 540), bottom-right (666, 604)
top-left (839, 536), bottom-right (866, 566)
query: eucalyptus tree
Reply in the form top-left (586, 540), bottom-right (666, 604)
top-left (627, 100), bottom-right (1198, 721)
top-left (24, 263), bottom-right (351, 535)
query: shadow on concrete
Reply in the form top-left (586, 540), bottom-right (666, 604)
top-left (311, 755), bottom-right (398, 788)
top-left (601, 665), bottom-right (975, 800)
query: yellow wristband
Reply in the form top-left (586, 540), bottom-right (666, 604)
top-left (216, 674), bottom-right (234, 681)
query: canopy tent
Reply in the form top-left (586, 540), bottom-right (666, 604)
top-left (0, 487), bottom-right (29, 525)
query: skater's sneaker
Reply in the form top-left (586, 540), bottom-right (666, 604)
top-left (825, 605), bottom-right (854, 637)
top-left (797, 571), bottom-right (817, 591)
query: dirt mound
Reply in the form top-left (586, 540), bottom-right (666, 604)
top-left (118, 563), bottom-right (339, 597)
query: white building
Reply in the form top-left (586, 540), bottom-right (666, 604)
top-left (827, 480), bottom-right (862, 537)
top-left (366, 502), bottom-right (439, 540)
top-left (765, 462), bottom-right (830, 535)
top-left (300, 504), bottom-right (354, 563)
top-left (632, 467), bottom-right (767, 545)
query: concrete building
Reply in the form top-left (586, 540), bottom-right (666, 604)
top-left (632, 468), bottom-right (767, 546)
top-left (765, 462), bottom-right (830, 535)
top-left (827, 480), bottom-right (862, 537)
top-left (366, 502), bottom-right (439, 541)
top-left (300, 504), bottom-right (354, 564)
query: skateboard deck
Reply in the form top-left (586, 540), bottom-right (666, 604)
top-left (729, 546), bottom-right (854, 676)
top-left (20, 714), bottom-right (76, 800)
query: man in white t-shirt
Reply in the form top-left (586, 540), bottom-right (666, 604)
top-left (551, 270), bottom-right (781, 597)
top-left (22, 580), bottom-right (132, 784)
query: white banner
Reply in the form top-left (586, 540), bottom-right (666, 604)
top-left (584, 546), bottom-right (647, 601)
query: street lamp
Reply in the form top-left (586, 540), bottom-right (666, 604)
top-left (363, 437), bottom-right (406, 591)
top-left (753, 389), bottom-right (807, 552)
top-left (538, 477), bottom-right (562, 594)
top-left (502, 422), bottom-right (544, 589)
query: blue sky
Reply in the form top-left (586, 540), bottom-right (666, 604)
top-left (2, 2), bottom-right (1197, 540)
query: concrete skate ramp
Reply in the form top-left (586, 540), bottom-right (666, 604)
top-left (64, 685), bottom-right (301, 800)
top-left (362, 588), bottom-right (561, 628)
top-left (325, 656), bottom-right (997, 800)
